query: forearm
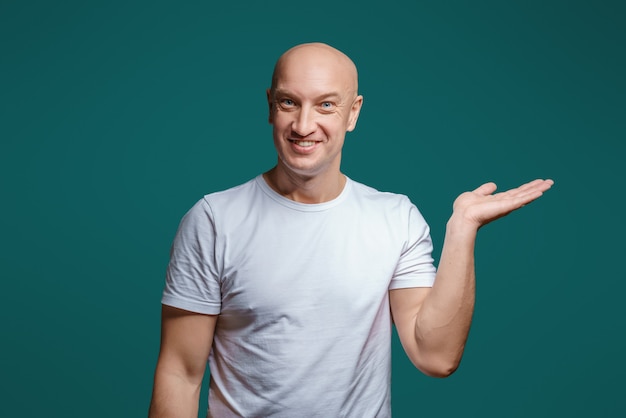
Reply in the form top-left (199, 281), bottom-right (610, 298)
top-left (149, 367), bottom-right (202, 418)
top-left (414, 216), bottom-right (477, 375)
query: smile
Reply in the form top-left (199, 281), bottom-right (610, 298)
top-left (289, 140), bottom-right (318, 147)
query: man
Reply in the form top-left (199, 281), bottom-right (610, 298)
top-left (149, 43), bottom-right (553, 417)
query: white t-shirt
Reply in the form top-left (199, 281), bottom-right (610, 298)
top-left (163, 175), bottom-right (436, 417)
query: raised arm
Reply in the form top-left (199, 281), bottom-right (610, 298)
top-left (149, 305), bottom-right (217, 418)
top-left (390, 179), bottom-right (553, 377)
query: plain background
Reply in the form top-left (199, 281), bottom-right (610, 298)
top-left (2, 0), bottom-right (624, 416)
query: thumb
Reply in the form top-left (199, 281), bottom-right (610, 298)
top-left (473, 182), bottom-right (497, 196)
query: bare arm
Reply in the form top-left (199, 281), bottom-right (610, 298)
top-left (149, 305), bottom-right (218, 418)
top-left (390, 179), bottom-right (553, 377)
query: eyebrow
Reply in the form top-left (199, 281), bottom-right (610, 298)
top-left (273, 89), bottom-right (343, 102)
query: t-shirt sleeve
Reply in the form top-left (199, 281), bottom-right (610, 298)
top-left (161, 198), bottom-right (222, 314)
top-left (389, 200), bottom-right (437, 290)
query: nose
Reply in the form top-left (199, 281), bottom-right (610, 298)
top-left (292, 107), bottom-right (316, 137)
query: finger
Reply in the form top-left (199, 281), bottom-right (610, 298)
top-left (510, 183), bottom-right (553, 206)
top-left (499, 179), bottom-right (554, 199)
top-left (514, 179), bottom-right (554, 198)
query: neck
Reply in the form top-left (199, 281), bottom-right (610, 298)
top-left (263, 166), bottom-right (346, 204)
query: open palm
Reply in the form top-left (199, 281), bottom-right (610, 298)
top-left (453, 179), bottom-right (554, 229)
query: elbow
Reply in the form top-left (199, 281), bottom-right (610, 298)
top-left (415, 352), bottom-right (463, 378)
top-left (421, 361), bottom-right (460, 378)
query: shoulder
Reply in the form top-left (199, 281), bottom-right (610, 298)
top-left (202, 176), bottom-right (260, 206)
top-left (177, 177), bottom-right (260, 226)
top-left (192, 176), bottom-right (264, 215)
top-left (348, 178), bottom-right (415, 210)
top-left (347, 178), bottom-right (430, 228)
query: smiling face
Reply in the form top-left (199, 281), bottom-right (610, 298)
top-left (267, 43), bottom-right (363, 182)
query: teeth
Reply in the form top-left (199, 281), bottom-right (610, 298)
top-left (294, 140), bottom-right (315, 147)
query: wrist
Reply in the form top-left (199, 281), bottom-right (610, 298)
top-left (446, 214), bottom-right (479, 239)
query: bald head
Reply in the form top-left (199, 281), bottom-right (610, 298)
top-left (270, 43), bottom-right (359, 98)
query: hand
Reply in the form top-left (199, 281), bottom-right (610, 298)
top-left (451, 179), bottom-right (554, 230)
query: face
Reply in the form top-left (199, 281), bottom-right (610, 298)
top-left (267, 45), bottom-right (363, 180)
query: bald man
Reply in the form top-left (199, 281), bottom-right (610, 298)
top-left (149, 43), bottom-right (553, 417)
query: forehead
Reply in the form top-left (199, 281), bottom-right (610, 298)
top-left (274, 47), bottom-right (357, 99)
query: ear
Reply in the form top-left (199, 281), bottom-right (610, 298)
top-left (266, 88), bottom-right (274, 124)
top-left (346, 95), bottom-right (363, 132)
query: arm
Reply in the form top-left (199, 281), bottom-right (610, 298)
top-left (149, 305), bottom-right (218, 418)
top-left (390, 179), bottom-right (553, 377)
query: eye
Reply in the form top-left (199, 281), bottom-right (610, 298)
top-left (279, 98), bottom-right (295, 107)
top-left (320, 102), bottom-right (334, 111)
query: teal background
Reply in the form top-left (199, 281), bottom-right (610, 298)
top-left (2, 0), bottom-right (624, 416)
